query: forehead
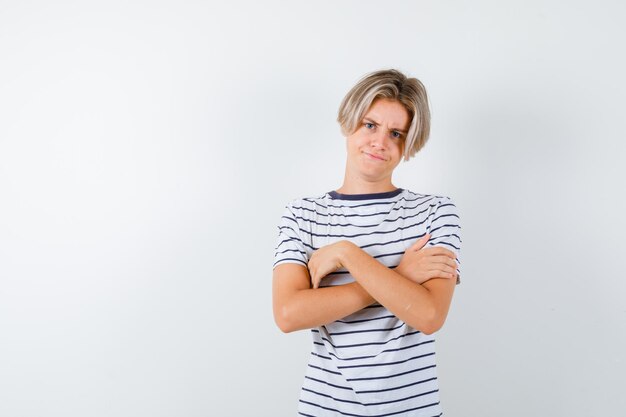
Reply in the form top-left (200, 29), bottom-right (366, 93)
top-left (364, 99), bottom-right (410, 129)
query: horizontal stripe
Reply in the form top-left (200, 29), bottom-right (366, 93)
top-left (288, 208), bottom-right (435, 230)
top-left (346, 364), bottom-right (437, 382)
top-left (373, 250), bottom-right (405, 260)
top-left (337, 314), bottom-right (396, 324)
top-left (304, 375), bottom-right (353, 391)
top-left (356, 376), bottom-right (437, 394)
top-left (273, 258), bottom-right (306, 268)
top-left (290, 197), bottom-right (438, 219)
top-left (303, 386), bottom-right (439, 407)
top-left (312, 352), bottom-right (332, 360)
top-left (307, 363), bottom-right (342, 376)
top-left (430, 213), bottom-right (460, 224)
top-left (429, 223), bottom-right (461, 235)
top-left (296, 218), bottom-right (432, 240)
top-left (338, 352), bottom-right (436, 370)
top-left (429, 233), bottom-right (461, 243)
top-left (274, 236), bottom-right (305, 249)
top-left (290, 196), bottom-right (437, 223)
top-left (302, 191), bottom-right (429, 208)
top-left (274, 248), bottom-right (307, 256)
top-left (326, 340), bottom-right (435, 362)
top-left (432, 240), bottom-right (460, 251)
top-left (361, 233), bottom-right (425, 250)
top-left (277, 219), bottom-right (458, 256)
top-left (327, 188), bottom-right (404, 202)
top-left (327, 322), bottom-right (405, 337)
top-left (299, 398), bottom-right (440, 417)
top-left (315, 329), bottom-right (422, 349)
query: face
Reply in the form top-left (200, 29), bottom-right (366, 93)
top-left (344, 98), bottom-right (410, 186)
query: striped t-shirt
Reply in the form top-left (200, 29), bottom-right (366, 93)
top-left (274, 188), bottom-right (462, 417)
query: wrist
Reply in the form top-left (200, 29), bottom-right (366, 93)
top-left (337, 240), bottom-right (358, 267)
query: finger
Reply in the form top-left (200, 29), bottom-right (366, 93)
top-left (308, 265), bottom-right (317, 288)
top-left (426, 264), bottom-right (456, 276)
top-left (312, 273), bottom-right (319, 289)
top-left (421, 246), bottom-right (456, 258)
top-left (409, 234), bottom-right (430, 251)
top-left (426, 256), bottom-right (458, 268)
top-left (428, 270), bottom-right (456, 280)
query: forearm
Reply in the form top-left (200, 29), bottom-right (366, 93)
top-left (337, 241), bottom-right (447, 334)
top-left (274, 281), bottom-right (375, 333)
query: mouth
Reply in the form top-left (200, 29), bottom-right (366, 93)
top-left (364, 152), bottom-right (386, 161)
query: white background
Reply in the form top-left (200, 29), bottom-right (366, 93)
top-left (1, 1), bottom-right (625, 416)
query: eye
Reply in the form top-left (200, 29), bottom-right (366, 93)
top-left (364, 122), bottom-right (375, 129)
top-left (391, 131), bottom-right (403, 139)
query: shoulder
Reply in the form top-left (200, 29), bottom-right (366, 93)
top-left (401, 190), bottom-right (457, 210)
top-left (282, 193), bottom-right (330, 215)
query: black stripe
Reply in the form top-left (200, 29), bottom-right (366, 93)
top-left (275, 236), bottom-right (303, 248)
top-left (431, 241), bottom-right (460, 251)
top-left (274, 248), bottom-right (307, 256)
top-left (429, 223), bottom-right (461, 235)
top-left (298, 218), bottom-right (431, 240)
top-left (328, 322), bottom-right (405, 336)
top-left (434, 202), bottom-right (455, 210)
top-left (347, 364), bottom-right (437, 381)
top-left (299, 399), bottom-right (440, 417)
top-left (291, 197), bottom-right (438, 219)
top-left (303, 196), bottom-right (409, 209)
top-left (327, 188), bottom-right (404, 202)
top-left (273, 258), bottom-right (307, 267)
top-left (337, 314), bottom-right (395, 324)
top-left (289, 209), bottom-right (435, 230)
top-left (304, 375), bottom-right (353, 391)
top-left (320, 194), bottom-right (432, 210)
top-left (338, 352), bottom-right (435, 370)
top-left (316, 330), bottom-right (422, 349)
top-left (303, 386), bottom-right (439, 407)
top-left (373, 250), bottom-right (405, 260)
top-left (282, 224), bottom-right (442, 252)
top-left (301, 387), bottom-right (361, 405)
top-left (281, 215), bottom-right (299, 226)
top-left (356, 376), bottom-right (437, 394)
top-left (431, 213), bottom-right (459, 224)
top-left (429, 233), bottom-right (461, 243)
top-left (327, 340), bottom-right (435, 362)
top-left (311, 352), bottom-right (332, 360)
top-left (360, 233), bottom-right (425, 250)
top-left (278, 225), bottom-right (300, 234)
top-left (307, 363), bottom-right (342, 376)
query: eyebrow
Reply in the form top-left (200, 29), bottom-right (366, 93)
top-left (363, 117), bottom-right (408, 133)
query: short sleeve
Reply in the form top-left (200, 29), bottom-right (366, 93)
top-left (273, 204), bottom-right (309, 269)
top-left (427, 197), bottom-right (462, 284)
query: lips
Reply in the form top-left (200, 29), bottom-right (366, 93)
top-left (364, 152), bottom-right (386, 161)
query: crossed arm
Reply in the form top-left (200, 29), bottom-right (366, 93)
top-left (272, 234), bottom-right (458, 335)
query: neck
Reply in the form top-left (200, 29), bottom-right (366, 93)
top-left (336, 172), bottom-right (397, 195)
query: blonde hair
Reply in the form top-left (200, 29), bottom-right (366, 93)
top-left (337, 69), bottom-right (431, 161)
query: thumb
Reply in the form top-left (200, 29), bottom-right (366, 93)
top-left (409, 233), bottom-right (430, 251)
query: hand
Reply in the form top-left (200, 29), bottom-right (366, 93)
top-left (308, 241), bottom-right (352, 289)
top-left (396, 234), bottom-right (458, 285)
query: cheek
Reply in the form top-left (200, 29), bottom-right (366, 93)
top-left (392, 141), bottom-right (404, 157)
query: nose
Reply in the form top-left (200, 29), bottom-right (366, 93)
top-left (370, 129), bottom-right (388, 149)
